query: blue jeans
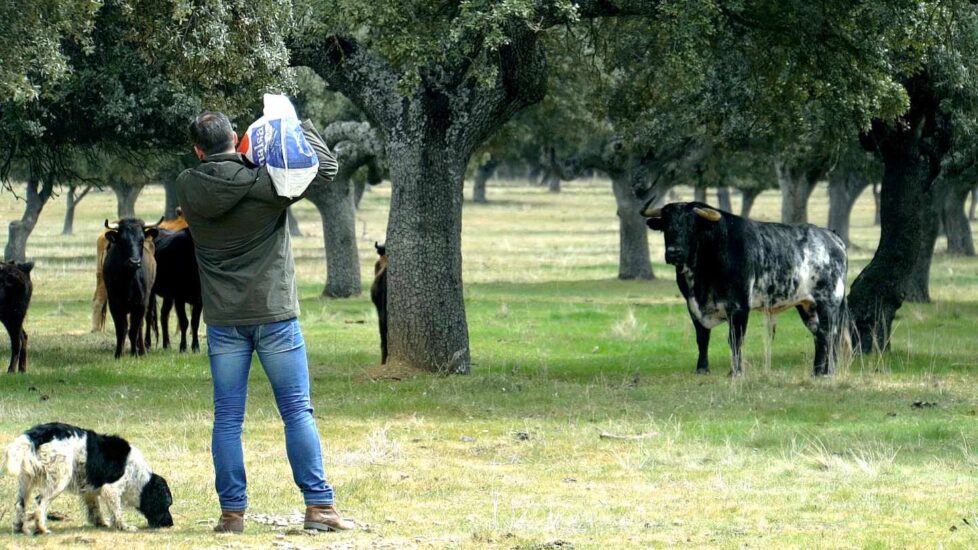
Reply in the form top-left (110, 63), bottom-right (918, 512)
top-left (207, 318), bottom-right (334, 511)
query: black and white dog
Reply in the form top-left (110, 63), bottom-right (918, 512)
top-left (5, 423), bottom-right (173, 534)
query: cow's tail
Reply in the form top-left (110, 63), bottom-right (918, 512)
top-left (3, 435), bottom-right (38, 478)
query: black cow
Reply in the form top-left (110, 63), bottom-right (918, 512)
top-left (103, 218), bottom-right (159, 358)
top-left (643, 202), bottom-right (848, 376)
top-left (1, 261), bottom-right (33, 373)
top-left (150, 228), bottom-right (202, 353)
top-left (370, 242), bottom-right (388, 364)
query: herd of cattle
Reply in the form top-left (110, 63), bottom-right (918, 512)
top-left (91, 209), bottom-right (202, 358)
top-left (0, 200), bottom-right (850, 376)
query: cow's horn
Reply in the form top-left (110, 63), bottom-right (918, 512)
top-left (145, 216), bottom-right (164, 229)
top-left (640, 198), bottom-right (662, 218)
top-left (693, 207), bottom-right (722, 222)
top-left (104, 219), bottom-right (119, 230)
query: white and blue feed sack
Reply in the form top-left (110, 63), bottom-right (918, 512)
top-left (238, 94), bottom-right (319, 198)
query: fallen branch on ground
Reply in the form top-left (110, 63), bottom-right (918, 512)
top-left (599, 431), bottom-right (659, 440)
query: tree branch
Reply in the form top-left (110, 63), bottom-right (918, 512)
top-left (455, 24), bottom-right (548, 156)
top-left (289, 36), bottom-right (404, 131)
top-left (540, 0), bottom-right (663, 23)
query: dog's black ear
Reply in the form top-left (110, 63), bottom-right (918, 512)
top-left (85, 433), bottom-right (131, 488)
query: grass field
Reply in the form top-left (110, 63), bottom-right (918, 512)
top-left (1, 180), bottom-right (977, 549)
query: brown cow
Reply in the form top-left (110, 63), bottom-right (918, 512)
top-left (159, 207), bottom-right (188, 232)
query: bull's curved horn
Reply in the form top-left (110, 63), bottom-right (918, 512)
top-left (104, 219), bottom-right (119, 230)
top-left (640, 198), bottom-right (662, 218)
top-left (144, 216), bottom-right (165, 229)
top-left (693, 207), bottom-right (722, 222)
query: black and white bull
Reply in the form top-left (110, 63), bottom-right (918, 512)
top-left (642, 202), bottom-right (848, 376)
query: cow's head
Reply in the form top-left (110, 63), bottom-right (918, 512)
top-left (641, 201), bottom-right (723, 266)
top-left (104, 218), bottom-right (161, 270)
top-left (374, 242), bottom-right (387, 275)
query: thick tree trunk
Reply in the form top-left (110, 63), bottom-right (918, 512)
top-left (693, 184), bottom-right (707, 203)
top-left (63, 189), bottom-right (78, 236)
top-left (872, 183), bottom-right (882, 225)
top-left (308, 178), bottom-right (361, 298)
top-left (739, 188), bottom-right (761, 218)
top-left (544, 171), bottom-right (561, 193)
top-left (716, 186), bottom-right (732, 212)
top-left (472, 158), bottom-right (497, 203)
top-left (775, 159), bottom-right (819, 224)
top-left (827, 171), bottom-right (870, 248)
top-left (945, 180), bottom-right (976, 256)
top-left (849, 77), bottom-right (946, 352)
top-left (612, 173), bottom-right (654, 280)
top-left (62, 184), bottom-right (92, 236)
top-left (163, 177), bottom-right (180, 220)
top-left (969, 186), bottom-right (977, 221)
top-left (903, 187), bottom-right (940, 303)
top-left (113, 184), bottom-right (142, 219)
top-left (384, 138), bottom-right (471, 373)
top-left (849, 154), bottom-right (933, 349)
top-left (354, 181), bottom-right (367, 209)
top-left (5, 178), bottom-right (54, 262)
top-left (287, 206), bottom-right (303, 236)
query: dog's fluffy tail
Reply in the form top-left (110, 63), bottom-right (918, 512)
top-left (4, 435), bottom-right (38, 477)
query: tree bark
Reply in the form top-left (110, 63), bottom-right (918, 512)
top-left (62, 184), bottom-right (93, 236)
top-left (163, 176), bottom-right (180, 220)
top-left (354, 180), bottom-right (367, 209)
top-left (969, 185), bottom-right (977, 222)
top-left (308, 121), bottom-right (383, 297)
top-left (775, 159), bottom-right (821, 224)
top-left (849, 73), bottom-right (949, 352)
top-left (716, 186), bottom-right (732, 212)
top-left (473, 158), bottom-right (497, 203)
top-left (612, 173), bottom-right (653, 280)
top-left (544, 170), bottom-right (561, 193)
top-left (308, 179), bottom-right (361, 298)
top-left (5, 178), bottom-right (54, 262)
top-left (903, 187), bottom-right (940, 303)
top-left (739, 188), bottom-right (761, 218)
top-left (384, 138), bottom-right (471, 373)
top-left (943, 178), bottom-right (975, 256)
top-left (872, 183), bottom-right (882, 225)
top-left (827, 171), bottom-right (870, 248)
top-left (693, 184), bottom-right (707, 203)
top-left (113, 183), bottom-right (142, 219)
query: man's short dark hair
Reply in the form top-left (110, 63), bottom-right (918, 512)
top-left (189, 111), bottom-right (234, 156)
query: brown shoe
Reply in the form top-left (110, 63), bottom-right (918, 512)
top-left (303, 505), bottom-right (354, 531)
top-left (213, 510), bottom-right (245, 533)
